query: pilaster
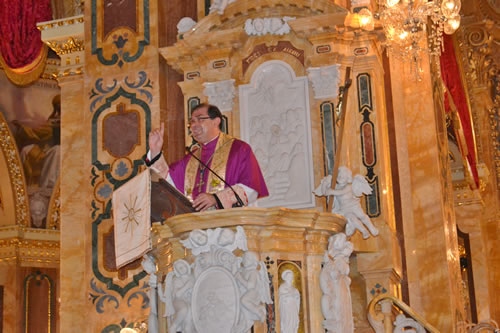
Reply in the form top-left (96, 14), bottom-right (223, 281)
top-left (390, 52), bottom-right (465, 331)
top-left (39, 14), bottom-right (87, 333)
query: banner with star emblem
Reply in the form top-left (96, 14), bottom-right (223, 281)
top-left (113, 169), bottom-right (151, 268)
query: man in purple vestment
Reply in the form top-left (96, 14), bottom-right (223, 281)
top-left (146, 104), bottom-right (268, 211)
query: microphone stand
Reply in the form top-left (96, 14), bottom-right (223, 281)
top-left (185, 147), bottom-right (245, 207)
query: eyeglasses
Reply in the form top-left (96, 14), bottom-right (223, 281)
top-left (188, 116), bottom-right (212, 126)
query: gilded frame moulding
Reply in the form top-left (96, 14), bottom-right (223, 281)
top-left (0, 121), bottom-right (30, 226)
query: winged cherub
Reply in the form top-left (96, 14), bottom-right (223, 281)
top-left (314, 166), bottom-right (379, 239)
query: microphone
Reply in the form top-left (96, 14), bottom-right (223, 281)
top-left (185, 146), bottom-right (245, 208)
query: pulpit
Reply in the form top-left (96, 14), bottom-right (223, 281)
top-left (148, 207), bottom-right (347, 333)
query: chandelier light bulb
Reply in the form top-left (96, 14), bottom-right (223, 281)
top-left (441, 0), bottom-right (461, 17)
top-left (358, 8), bottom-right (375, 31)
top-left (444, 14), bottom-right (461, 34)
top-left (385, 0), bottom-right (401, 8)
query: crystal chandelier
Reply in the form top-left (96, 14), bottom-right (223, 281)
top-left (376, 0), bottom-right (461, 79)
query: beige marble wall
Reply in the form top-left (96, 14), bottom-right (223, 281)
top-left (0, 264), bottom-right (20, 333)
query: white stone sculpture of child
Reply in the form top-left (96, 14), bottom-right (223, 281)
top-left (158, 259), bottom-right (196, 333)
top-left (234, 251), bottom-right (272, 322)
top-left (314, 166), bottom-right (379, 239)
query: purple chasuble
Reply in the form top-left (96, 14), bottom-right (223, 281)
top-left (168, 135), bottom-right (269, 200)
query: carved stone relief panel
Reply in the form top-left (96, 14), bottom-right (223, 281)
top-left (239, 60), bottom-right (315, 209)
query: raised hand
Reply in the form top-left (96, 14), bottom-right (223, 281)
top-left (149, 122), bottom-right (164, 158)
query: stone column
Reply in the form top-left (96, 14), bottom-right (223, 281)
top-left (40, 15), bottom-right (87, 333)
top-left (389, 52), bottom-right (465, 331)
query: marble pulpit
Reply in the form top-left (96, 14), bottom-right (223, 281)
top-left (145, 207), bottom-right (347, 333)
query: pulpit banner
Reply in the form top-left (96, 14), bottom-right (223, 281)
top-left (113, 169), bottom-right (151, 268)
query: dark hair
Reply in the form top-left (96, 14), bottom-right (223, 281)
top-left (192, 103), bottom-right (223, 130)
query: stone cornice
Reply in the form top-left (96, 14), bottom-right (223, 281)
top-left (0, 226), bottom-right (60, 267)
top-left (37, 15), bottom-right (85, 78)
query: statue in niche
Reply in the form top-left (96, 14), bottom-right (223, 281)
top-left (279, 269), bottom-right (300, 333)
top-left (313, 166), bottom-right (379, 239)
top-left (158, 259), bottom-right (196, 333)
top-left (320, 233), bottom-right (354, 333)
top-left (234, 251), bottom-right (273, 329)
top-left (29, 190), bottom-right (50, 228)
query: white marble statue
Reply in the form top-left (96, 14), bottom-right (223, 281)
top-left (279, 270), bottom-right (300, 333)
top-left (313, 166), bottom-right (379, 239)
top-left (244, 17), bottom-right (295, 36)
top-left (235, 251), bottom-right (273, 324)
top-left (209, 0), bottom-right (235, 15)
top-left (320, 233), bottom-right (354, 333)
top-left (155, 227), bottom-right (273, 333)
top-left (177, 17), bottom-right (197, 34)
top-left (141, 254), bottom-right (159, 333)
top-left (159, 259), bottom-right (196, 333)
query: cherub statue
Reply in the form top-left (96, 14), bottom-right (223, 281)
top-left (141, 254), bottom-right (158, 333)
top-left (320, 233), bottom-right (354, 333)
top-left (234, 251), bottom-right (273, 328)
top-left (158, 259), bottom-right (196, 333)
top-left (313, 166), bottom-right (379, 239)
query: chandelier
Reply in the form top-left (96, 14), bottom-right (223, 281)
top-left (375, 0), bottom-right (461, 79)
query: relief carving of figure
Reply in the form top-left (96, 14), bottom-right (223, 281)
top-left (234, 251), bottom-right (273, 325)
top-left (155, 228), bottom-right (273, 333)
top-left (158, 259), bottom-right (196, 333)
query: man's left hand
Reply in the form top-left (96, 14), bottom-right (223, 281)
top-left (192, 193), bottom-right (217, 211)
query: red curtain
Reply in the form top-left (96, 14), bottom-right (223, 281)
top-left (440, 34), bottom-right (479, 188)
top-left (0, 0), bottom-right (52, 84)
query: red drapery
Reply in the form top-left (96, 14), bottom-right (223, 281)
top-left (0, 0), bottom-right (52, 85)
top-left (440, 34), bottom-right (479, 188)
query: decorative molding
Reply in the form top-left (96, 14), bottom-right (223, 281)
top-left (91, 0), bottom-right (150, 67)
top-left (89, 72), bottom-right (152, 297)
top-left (45, 37), bottom-right (84, 55)
top-left (357, 73), bottom-right (380, 217)
top-left (0, 226), bottom-right (60, 266)
top-left (203, 79), bottom-right (236, 112)
top-left (307, 64), bottom-right (341, 99)
top-left (39, 15), bottom-right (85, 77)
top-left (244, 17), bottom-right (295, 36)
top-left (455, 21), bottom-right (500, 194)
top-left (0, 123), bottom-right (30, 227)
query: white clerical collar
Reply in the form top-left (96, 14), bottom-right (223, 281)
top-left (201, 133), bottom-right (220, 146)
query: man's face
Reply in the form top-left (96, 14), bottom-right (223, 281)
top-left (189, 106), bottom-right (221, 144)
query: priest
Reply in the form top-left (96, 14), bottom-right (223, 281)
top-left (146, 103), bottom-right (269, 211)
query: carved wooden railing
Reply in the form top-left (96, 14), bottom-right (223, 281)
top-left (367, 294), bottom-right (440, 333)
